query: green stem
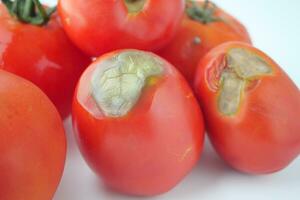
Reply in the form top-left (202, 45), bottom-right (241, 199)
top-left (1, 0), bottom-right (56, 25)
top-left (22, 0), bottom-right (33, 18)
top-left (186, 0), bottom-right (221, 24)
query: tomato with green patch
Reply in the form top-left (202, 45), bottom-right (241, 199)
top-left (158, 0), bottom-right (251, 84)
top-left (72, 49), bottom-right (205, 195)
top-left (194, 42), bottom-right (300, 174)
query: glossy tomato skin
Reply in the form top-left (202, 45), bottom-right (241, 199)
top-left (0, 70), bottom-right (66, 200)
top-left (0, 4), bottom-right (91, 119)
top-left (194, 42), bottom-right (300, 174)
top-left (72, 50), bottom-right (205, 195)
top-left (158, 1), bottom-right (251, 84)
top-left (58, 0), bottom-right (184, 56)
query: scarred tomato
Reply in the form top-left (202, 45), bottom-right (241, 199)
top-left (58, 0), bottom-right (184, 56)
top-left (158, 0), bottom-right (251, 84)
top-left (0, 1), bottom-right (91, 119)
top-left (0, 70), bottom-right (66, 200)
top-left (72, 50), bottom-right (205, 195)
top-left (194, 42), bottom-right (300, 174)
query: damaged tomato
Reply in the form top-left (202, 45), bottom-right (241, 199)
top-left (72, 49), bottom-right (205, 195)
top-left (194, 42), bottom-right (300, 174)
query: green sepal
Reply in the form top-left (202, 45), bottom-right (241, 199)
top-left (186, 0), bottom-right (222, 24)
top-left (1, 0), bottom-right (56, 26)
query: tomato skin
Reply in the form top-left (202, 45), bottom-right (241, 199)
top-left (58, 0), bottom-right (184, 56)
top-left (0, 70), bottom-right (66, 200)
top-left (158, 1), bottom-right (251, 84)
top-left (194, 42), bottom-right (300, 174)
top-left (72, 50), bottom-right (205, 195)
top-left (0, 4), bottom-right (91, 119)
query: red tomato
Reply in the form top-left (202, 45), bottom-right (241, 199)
top-left (0, 70), bottom-right (66, 200)
top-left (72, 49), bottom-right (205, 195)
top-left (58, 0), bottom-right (184, 56)
top-left (194, 42), bottom-right (300, 174)
top-left (158, 0), bottom-right (251, 84)
top-left (0, 3), bottom-right (91, 119)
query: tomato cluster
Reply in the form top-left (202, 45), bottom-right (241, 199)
top-left (0, 0), bottom-right (299, 199)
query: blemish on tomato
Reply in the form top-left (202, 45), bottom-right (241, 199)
top-left (90, 50), bottom-right (163, 117)
top-left (217, 48), bottom-right (273, 116)
top-left (193, 36), bottom-right (201, 45)
top-left (206, 54), bottom-right (227, 92)
top-left (179, 146), bottom-right (193, 162)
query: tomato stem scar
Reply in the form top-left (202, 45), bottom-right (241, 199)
top-left (124, 0), bottom-right (147, 13)
top-left (90, 50), bottom-right (163, 117)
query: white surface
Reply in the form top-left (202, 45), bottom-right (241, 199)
top-left (41, 0), bottom-right (300, 199)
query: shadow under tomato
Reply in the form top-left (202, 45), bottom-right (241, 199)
top-left (54, 117), bottom-right (236, 200)
top-left (53, 117), bottom-right (96, 200)
top-left (62, 116), bottom-right (80, 156)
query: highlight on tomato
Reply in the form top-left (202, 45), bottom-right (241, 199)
top-left (58, 0), bottom-right (185, 56)
top-left (158, 0), bottom-right (251, 84)
top-left (72, 49), bottom-right (205, 195)
top-left (194, 42), bottom-right (300, 174)
top-left (0, 0), bottom-right (91, 119)
top-left (0, 70), bottom-right (66, 200)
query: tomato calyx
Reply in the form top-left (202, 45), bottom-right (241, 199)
top-left (217, 48), bottom-right (273, 116)
top-left (186, 0), bottom-right (221, 24)
top-left (124, 0), bottom-right (147, 13)
top-left (90, 50), bottom-right (163, 118)
top-left (1, 0), bottom-right (56, 25)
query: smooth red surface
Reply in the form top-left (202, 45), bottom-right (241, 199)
top-left (0, 70), bottom-right (66, 200)
top-left (0, 4), bottom-right (91, 119)
top-left (158, 1), bottom-right (251, 84)
top-left (58, 0), bottom-right (184, 56)
top-left (72, 50), bottom-right (205, 195)
top-left (194, 42), bottom-right (300, 174)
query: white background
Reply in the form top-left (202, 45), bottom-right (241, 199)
top-left (41, 0), bottom-right (300, 200)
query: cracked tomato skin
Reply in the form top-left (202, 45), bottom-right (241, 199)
top-left (72, 50), bottom-right (205, 196)
top-left (0, 4), bottom-right (91, 119)
top-left (158, 1), bottom-right (251, 84)
top-left (194, 42), bottom-right (300, 174)
top-left (58, 0), bottom-right (184, 56)
top-left (0, 70), bottom-right (66, 200)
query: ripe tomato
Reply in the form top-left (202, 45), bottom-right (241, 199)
top-left (158, 0), bottom-right (251, 84)
top-left (194, 42), bottom-right (300, 174)
top-left (0, 70), bottom-right (66, 200)
top-left (72, 50), bottom-right (205, 195)
top-left (58, 0), bottom-right (184, 56)
top-left (0, 3), bottom-right (91, 119)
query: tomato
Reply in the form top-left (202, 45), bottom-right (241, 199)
top-left (72, 49), bottom-right (205, 195)
top-left (194, 42), bottom-right (300, 174)
top-left (158, 0), bottom-right (251, 84)
top-left (0, 70), bottom-right (66, 200)
top-left (58, 0), bottom-right (184, 56)
top-left (0, 2), bottom-right (91, 119)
